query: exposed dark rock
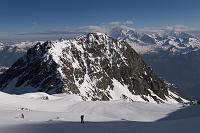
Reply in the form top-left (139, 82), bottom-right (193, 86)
top-left (0, 33), bottom-right (185, 103)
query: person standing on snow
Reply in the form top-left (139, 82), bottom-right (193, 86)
top-left (21, 113), bottom-right (24, 119)
top-left (81, 115), bottom-right (84, 123)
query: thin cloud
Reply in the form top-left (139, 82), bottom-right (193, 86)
top-left (76, 25), bottom-right (108, 34)
top-left (77, 20), bottom-right (135, 33)
top-left (109, 21), bottom-right (122, 25)
top-left (17, 30), bottom-right (86, 36)
top-left (108, 20), bottom-right (134, 26)
top-left (124, 20), bottom-right (134, 25)
top-left (16, 20), bottom-right (135, 37)
top-left (137, 25), bottom-right (198, 33)
top-left (11, 20), bottom-right (200, 41)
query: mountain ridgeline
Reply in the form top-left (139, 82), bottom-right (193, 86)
top-left (0, 33), bottom-right (185, 103)
top-left (109, 26), bottom-right (200, 99)
top-left (110, 26), bottom-right (200, 55)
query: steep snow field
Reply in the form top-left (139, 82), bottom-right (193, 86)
top-left (0, 92), bottom-right (199, 133)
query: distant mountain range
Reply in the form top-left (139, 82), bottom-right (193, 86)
top-left (0, 41), bottom-right (39, 67)
top-left (0, 33), bottom-right (185, 103)
top-left (110, 26), bottom-right (200, 55)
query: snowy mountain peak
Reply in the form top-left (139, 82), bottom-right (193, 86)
top-left (109, 26), bottom-right (200, 54)
top-left (0, 33), bottom-right (186, 103)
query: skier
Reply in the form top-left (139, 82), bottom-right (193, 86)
top-left (21, 113), bottom-right (24, 119)
top-left (80, 115), bottom-right (84, 123)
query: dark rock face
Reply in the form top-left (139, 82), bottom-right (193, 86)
top-left (0, 33), bottom-right (184, 103)
top-left (143, 49), bottom-right (200, 99)
top-left (0, 67), bottom-right (8, 74)
top-left (0, 42), bottom-right (64, 94)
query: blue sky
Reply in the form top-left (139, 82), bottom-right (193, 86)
top-left (0, 0), bottom-right (200, 40)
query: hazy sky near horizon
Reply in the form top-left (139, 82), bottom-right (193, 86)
top-left (0, 0), bottom-right (200, 40)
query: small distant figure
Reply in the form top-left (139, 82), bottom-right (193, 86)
top-left (21, 113), bottom-right (24, 119)
top-left (80, 115), bottom-right (84, 123)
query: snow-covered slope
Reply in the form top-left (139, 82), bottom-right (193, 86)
top-left (0, 91), bottom-right (191, 122)
top-left (0, 91), bottom-right (180, 121)
top-left (0, 91), bottom-right (199, 133)
top-left (0, 33), bottom-right (186, 103)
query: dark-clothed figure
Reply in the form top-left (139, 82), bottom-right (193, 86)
top-left (81, 115), bottom-right (84, 123)
top-left (21, 113), bottom-right (24, 119)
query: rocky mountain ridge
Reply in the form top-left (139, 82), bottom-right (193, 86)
top-left (0, 33), bottom-right (185, 103)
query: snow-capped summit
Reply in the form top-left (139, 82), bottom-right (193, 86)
top-left (0, 33), bottom-right (186, 103)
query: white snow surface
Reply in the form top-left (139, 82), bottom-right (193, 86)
top-left (0, 91), bottom-right (199, 133)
